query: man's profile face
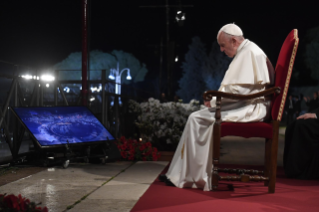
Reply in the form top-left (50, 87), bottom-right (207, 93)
top-left (217, 32), bottom-right (237, 58)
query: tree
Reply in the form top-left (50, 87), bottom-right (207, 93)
top-left (304, 26), bottom-right (319, 80)
top-left (53, 50), bottom-right (148, 84)
top-left (176, 37), bottom-right (207, 102)
top-left (202, 41), bottom-right (232, 90)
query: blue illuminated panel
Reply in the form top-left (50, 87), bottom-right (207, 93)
top-left (12, 106), bottom-right (115, 147)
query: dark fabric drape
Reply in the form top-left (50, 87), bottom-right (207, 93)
top-left (306, 98), bottom-right (319, 112)
top-left (284, 107), bottom-right (319, 179)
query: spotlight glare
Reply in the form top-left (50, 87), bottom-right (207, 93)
top-left (64, 87), bottom-right (70, 93)
top-left (41, 75), bottom-right (55, 81)
top-left (91, 87), bottom-right (99, 92)
top-left (108, 74), bottom-right (115, 80)
top-left (21, 75), bottom-right (33, 80)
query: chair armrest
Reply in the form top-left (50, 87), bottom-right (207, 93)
top-left (203, 86), bottom-right (281, 101)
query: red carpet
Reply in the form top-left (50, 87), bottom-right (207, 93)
top-left (131, 164), bottom-right (319, 212)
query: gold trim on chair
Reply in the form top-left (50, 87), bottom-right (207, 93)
top-left (277, 29), bottom-right (299, 121)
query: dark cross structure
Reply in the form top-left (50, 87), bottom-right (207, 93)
top-left (140, 0), bottom-right (193, 100)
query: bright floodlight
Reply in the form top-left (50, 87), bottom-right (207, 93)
top-left (126, 74), bottom-right (132, 80)
top-left (41, 74), bottom-right (55, 81)
top-left (46, 83), bottom-right (49, 88)
top-left (175, 11), bottom-right (186, 26)
top-left (21, 75), bottom-right (33, 80)
top-left (64, 87), bottom-right (70, 93)
top-left (89, 96), bottom-right (95, 102)
top-left (108, 73), bottom-right (115, 80)
top-left (90, 85), bottom-right (102, 93)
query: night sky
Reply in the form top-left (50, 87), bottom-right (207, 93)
top-left (0, 0), bottom-right (318, 95)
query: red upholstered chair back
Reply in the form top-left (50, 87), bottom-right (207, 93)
top-left (271, 29), bottom-right (299, 121)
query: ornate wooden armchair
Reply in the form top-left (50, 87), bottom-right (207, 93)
top-left (203, 29), bottom-right (299, 193)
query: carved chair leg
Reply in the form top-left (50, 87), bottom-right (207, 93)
top-left (212, 170), bottom-right (219, 191)
top-left (264, 138), bottom-right (271, 186)
top-left (212, 122), bottom-right (221, 191)
top-left (268, 121), bottom-right (279, 193)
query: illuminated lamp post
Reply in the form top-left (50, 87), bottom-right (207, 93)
top-left (108, 62), bottom-right (131, 105)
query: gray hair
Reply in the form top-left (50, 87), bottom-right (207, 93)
top-left (218, 31), bottom-right (244, 42)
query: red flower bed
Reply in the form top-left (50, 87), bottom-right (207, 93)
top-left (116, 136), bottom-right (161, 161)
top-left (0, 193), bottom-right (48, 212)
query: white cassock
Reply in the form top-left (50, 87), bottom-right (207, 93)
top-left (166, 39), bottom-right (271, 191)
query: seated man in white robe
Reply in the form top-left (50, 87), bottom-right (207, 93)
top-left (159, 23), bottom-right (271, 191)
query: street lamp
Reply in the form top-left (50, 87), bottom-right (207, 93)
top-left (108, 62), bottom-right (132, 105)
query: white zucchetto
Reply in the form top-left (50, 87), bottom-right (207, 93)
top-left (217, 23), bottom-right (243, 38)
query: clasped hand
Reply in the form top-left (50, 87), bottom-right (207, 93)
top-left (204, 101), bottom-right (211, 107)
top-left (297, 113), bottom-right (316, 120)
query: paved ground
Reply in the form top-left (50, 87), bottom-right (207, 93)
top-left (0, 161), bottom-right (169, 212)
top-left (0, 129), bottom-right (286, 212)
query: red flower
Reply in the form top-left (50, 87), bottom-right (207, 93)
top-left (128, 155), bottom-right (135, 161)
top-left (121, 151), bottom-right (127, 159)
top-left (130, 149), bottom-right (135, 155)
top-left (120, 136), bottom-right (126, 142)
top-left (152, 151), bottom-right (160, 161)
top-left (121, 144), bottom-right (128, 151)
top-left (139, 144), bottom-right (146, 151)
top-left (116, 136), bottom-right (158, 161)
top-left (3, 194), bottom-right (16, 208)
top-left (128, 144), bottom-right (134, 150)
top-left (18, 194), bottom-right (27, 211)
top-left (0, 193), bottom-right (48, 212)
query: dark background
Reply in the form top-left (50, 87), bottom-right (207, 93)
top-left (0, 0), bottom-right (318, 98)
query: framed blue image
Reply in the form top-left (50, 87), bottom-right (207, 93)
top-left (10, 106), bottom-right (115, 148)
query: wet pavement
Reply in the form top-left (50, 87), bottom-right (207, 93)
top-left (0, 161), bottom-right (168, 212)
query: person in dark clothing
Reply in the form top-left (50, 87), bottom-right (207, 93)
top-left (160, 93), bottom-right (168, 103)
top-left (294, 95), bottom-right (302, 118)
top-left (304, 92), bottom-right (319, 112)
top-left (285, 94), bottom-right (296, 126)
top-left (284, 108), bottom-right (319, 179)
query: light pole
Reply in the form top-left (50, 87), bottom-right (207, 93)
top-left (108, 62), bottom-right (131, 105)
